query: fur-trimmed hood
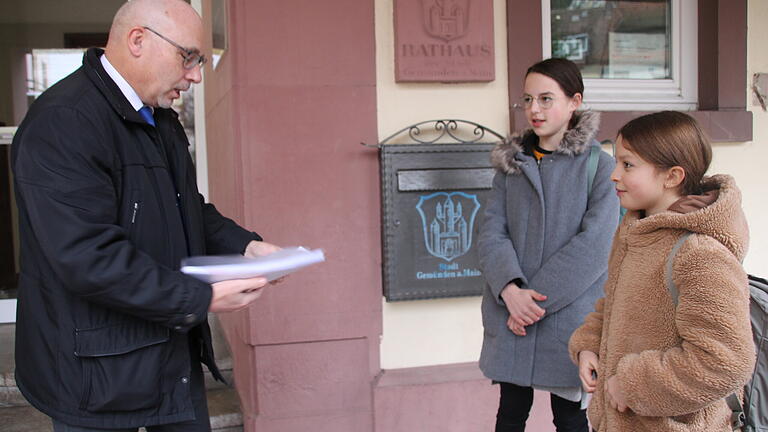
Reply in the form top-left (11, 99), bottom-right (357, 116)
top-left (623, 174), bottom-right (749, 261)
top-left (491, 110), bottom-right (600, 174)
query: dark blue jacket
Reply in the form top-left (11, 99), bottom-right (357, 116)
top-left (11, 48), bottom-right (260, 428)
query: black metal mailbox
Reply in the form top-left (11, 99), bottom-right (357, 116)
top-left (375, 120), bottom-right (504, 301)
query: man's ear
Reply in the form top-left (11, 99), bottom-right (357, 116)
top-left (665, 166), bottom-right (686, 190)
top-left (127, 27), bottom-right (146, 58)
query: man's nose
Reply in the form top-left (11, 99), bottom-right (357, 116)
top-left (186, 64), bottom-right (203, 84)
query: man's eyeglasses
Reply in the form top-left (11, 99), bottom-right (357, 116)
top-left (142, 26), bottom-right (207, 70)
top-left (521, 94), bottom-right (556, 110)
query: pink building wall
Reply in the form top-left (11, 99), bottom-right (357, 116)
top-left (205, 0), bottom-right (381, 430)
top-left (204, 1), bottom-right (559, 430)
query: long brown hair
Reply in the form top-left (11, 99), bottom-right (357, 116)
top-left (618, 111), bottom-right (712, 195)
top-left (526, 58), bottom-right (584, 98)
top-left (526, 58), bottom-right (584, 129)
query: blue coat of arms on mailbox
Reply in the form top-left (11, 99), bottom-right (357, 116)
top-left (416, 191), bottom-right (480, 262)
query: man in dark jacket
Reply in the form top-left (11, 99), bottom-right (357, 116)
top-left (11, 0), bottom-right (279, 430)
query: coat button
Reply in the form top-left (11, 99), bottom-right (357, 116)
top-left (183, 313), bottom-right (197, 324)
top-left (181, 377), bottom-right (189, 384)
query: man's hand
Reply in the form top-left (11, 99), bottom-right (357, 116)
top-left (500, 282), bottom-right (547, 335)
top-left (606, 375), bottom-right (629, 413)
top-left (243, 240), bottom-right (288, 286)
top-left (209, 277), bottom-right (268, 313)
top-left (244, 240), bottom-right (281, 258)
top-left (578, 351), bottom-right (599, 393)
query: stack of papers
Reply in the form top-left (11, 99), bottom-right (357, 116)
top-left (181, 247), bottom-right (325, 283)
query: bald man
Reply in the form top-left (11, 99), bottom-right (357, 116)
top-left (11, 1), bottom-right (278, 430)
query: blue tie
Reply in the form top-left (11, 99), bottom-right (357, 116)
top-left (138, 106), bottom-right (155, 126)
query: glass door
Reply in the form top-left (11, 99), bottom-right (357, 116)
top-left (0, 127), bottom-right (17, 323)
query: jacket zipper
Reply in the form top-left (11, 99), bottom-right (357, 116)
top-left (131, 202), bottom-right (139, 224)
top-left (136, 128), bottom-right (173, 264)
top-left (145, 146), bottom-right (173, 265)
top-left (79, 359), bottom-right (93, 410)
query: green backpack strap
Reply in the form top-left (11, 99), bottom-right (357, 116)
top-left (665, 231), bottom-right (745, 430)
top-left (587, 144), bottom-right (601, 200)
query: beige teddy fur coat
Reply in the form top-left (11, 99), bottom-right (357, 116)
top-left (569, 174), bottom-right (755, 432)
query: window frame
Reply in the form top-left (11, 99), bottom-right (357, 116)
top-left (541, 0), bottom-right (698, 111)
top-left (507, 0), bottom-right (751, 143)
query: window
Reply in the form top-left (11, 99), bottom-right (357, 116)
top-left (542, 0), bottom-right (697, 111)
top-left (26, 49), bottom-right (87, 100)
top-left (24, 49), bottom-right (197, 157)
top-left (211, 0), bottom-right (228, 69)
top-left (0, 127), bottom-right (16, 323)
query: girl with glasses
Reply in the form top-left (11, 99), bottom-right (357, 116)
top-left (478, 58), bottom-right (619, 432)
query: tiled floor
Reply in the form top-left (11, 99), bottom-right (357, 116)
top-left (0, 390), bottom-right (243, 432)
top-left (0, 324), bottom-right (14, 376)
top-left (1, 405), bottom-right (52, 432)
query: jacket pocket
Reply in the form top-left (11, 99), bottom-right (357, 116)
top-left (481, 289), bottom-right (507, 338)
top-left (669, 412), bottom-right (696, 424)
top-left (75, 320), bottom-right (170, 413)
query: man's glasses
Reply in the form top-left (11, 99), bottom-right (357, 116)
top-left (521, 94), bottom-right (556, 110)
top-left (142, 26), bottom-right (207, 70)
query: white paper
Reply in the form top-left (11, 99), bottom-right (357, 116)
top-left (180, 247), bottom-right (325, 283)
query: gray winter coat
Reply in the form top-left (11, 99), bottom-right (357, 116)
top-left (478, 111), bottom-right (619, 388)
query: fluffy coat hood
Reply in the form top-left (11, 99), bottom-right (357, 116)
top-left (624, 174), bottom-right (748, 261)
top-left (491, 110), bottom-right (600, 174)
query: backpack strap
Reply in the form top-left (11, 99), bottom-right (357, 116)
top-left (665, 231), bottom-right (745, 430)
top-left (586, 144), bottom-right (601, 200)
top-left (665, 232), bottom-right (694, 306)
top-left (726, 393), bottom-right (746, 430)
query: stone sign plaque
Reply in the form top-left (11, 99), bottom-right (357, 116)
top-left (394, 0), bottom-right (495, 83)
